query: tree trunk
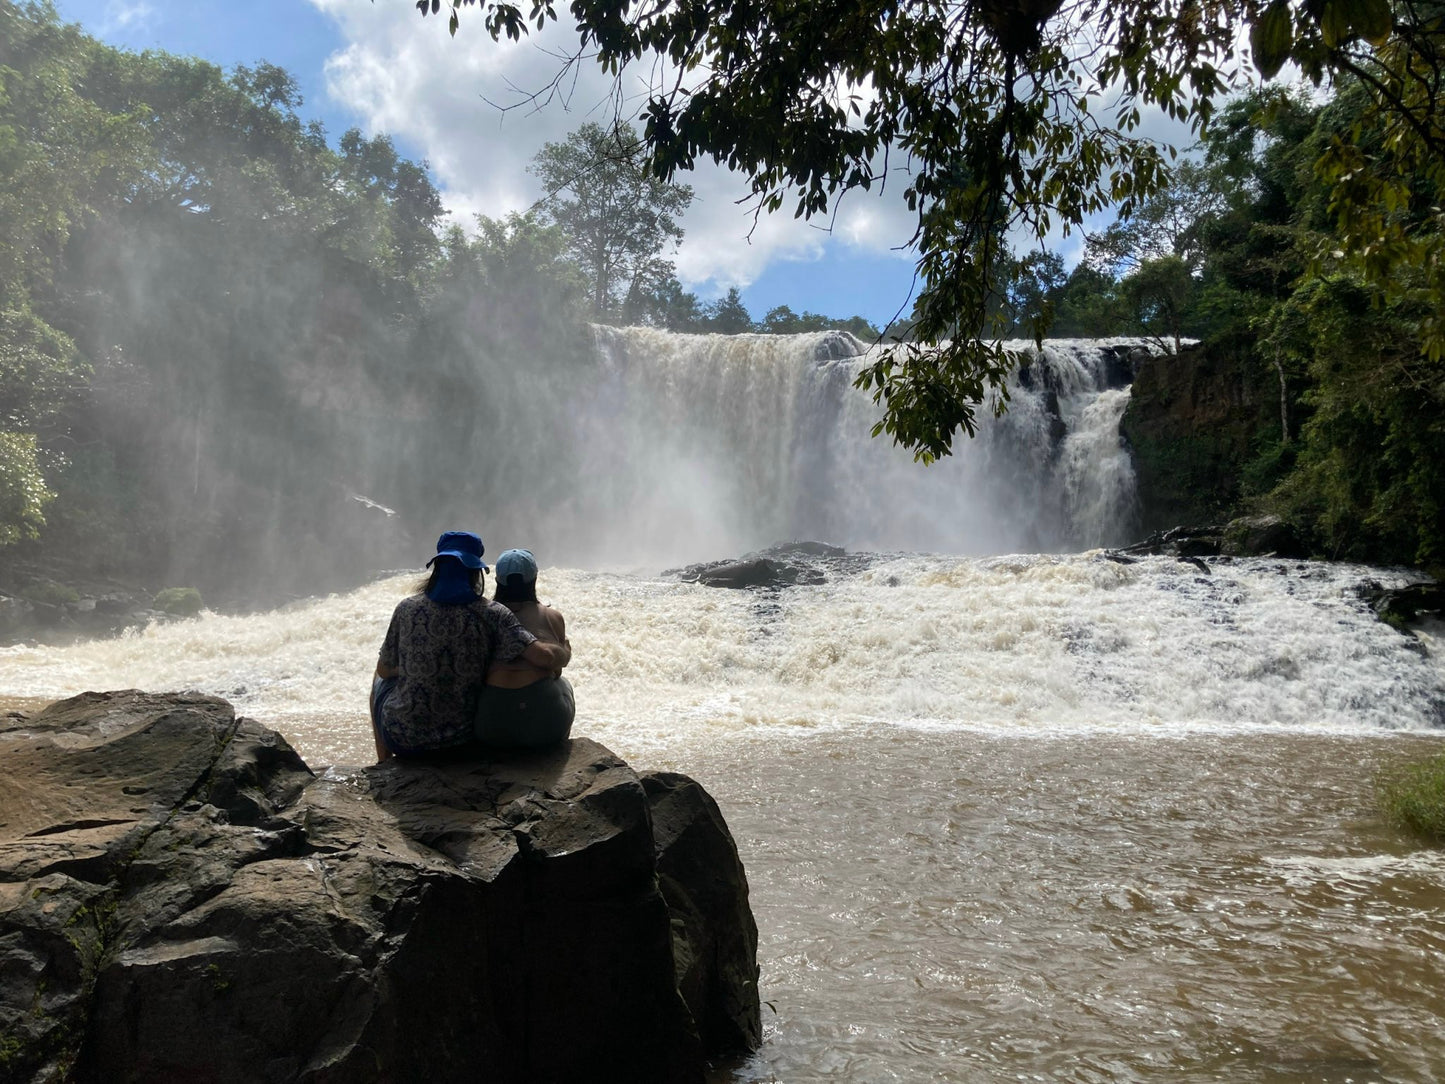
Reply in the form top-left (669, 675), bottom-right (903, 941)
top-left (1273, 352), bottom-right (1290, 444)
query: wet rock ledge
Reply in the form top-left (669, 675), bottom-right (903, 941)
top-left (0, 691), bottom-right (760, 1083)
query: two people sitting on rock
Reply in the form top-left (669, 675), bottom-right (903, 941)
top-left (371, 532), bottom-right (574, 762)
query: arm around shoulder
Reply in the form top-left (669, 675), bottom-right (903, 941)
top-left (522, 639), bottom-right (569, 672)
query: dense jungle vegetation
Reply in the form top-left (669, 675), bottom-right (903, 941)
top-left (1, 0), bottom-right (1441, 602)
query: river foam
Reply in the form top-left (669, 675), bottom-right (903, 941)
top-left (1, 553), bottom-right (1440, 768)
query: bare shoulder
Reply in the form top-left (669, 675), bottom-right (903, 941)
top-left (540, 603), bottom-right (566, 637)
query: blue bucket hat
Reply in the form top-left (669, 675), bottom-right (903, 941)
top-left (494, 548), bottom-right (537, 584)
top-left (426, 530), bottom-right (488, 572)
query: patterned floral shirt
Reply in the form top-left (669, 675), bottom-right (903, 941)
top-left (378, 593), bottom-right (536, 751)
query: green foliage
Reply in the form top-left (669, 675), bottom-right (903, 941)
top-left (1243, 1), bottom-right (1445, 362)
top-left (1378, 753), bottom-right (1445, 844)
top-left (1238, 437), bottom-right (1296, 500)
top-left (0, 3), bottom-right (582, 592)
top-left (153, 586), bottom-right (204, 616)
top-left (628, 274), bottom-right (705, 330)
top-left (1072, 71), bottom-right (1444, 566)
top-left (1120, 256), bottom-right (1197, 354)
top-left (0, 305), bottom-right (84, 428)
top-left (0, 1032), bottom-right (23, 1068)
top-left (761, 305), bottom-right (878, 339)
top-left (1265, 275), bottom-right (1444, 567)
top-left (996, 250), bottom-right (1065, 341)
top-left (530, 122), bottom-right (693, 321)
top-left (704, 287), bottom-right (753, 335)
top-left (1050, 265), bottom-right (1125, 338)
top-left (23, 579), bottom-right (78, 605)
top-left (0, 304), bottom-right (79, 542)
top-left (1085, 160), bottom-right (1223, 277)
top-left (0, 430), bottom-right (51, 544)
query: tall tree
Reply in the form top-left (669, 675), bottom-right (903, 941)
top-left (704, 287), bottom-right (753, 334)
top-left (530, 122), bottom-right (693, 321)
top-left (1084, 161), bottom-right (1225, 277)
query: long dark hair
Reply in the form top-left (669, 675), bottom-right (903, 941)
top-left (494, 574), bottom-right (538, 605)
top-left (415, 563), bottom-right (483, 597)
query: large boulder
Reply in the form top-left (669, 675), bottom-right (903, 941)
top-left (1221, 514), bottom-right (1307, 559)
top-left (641, 773), bottom-right (761, 1056)
top-left (1360, 579), bottom-right (1445, 629)
top-left (0, 691), bottom-right (758, 1083)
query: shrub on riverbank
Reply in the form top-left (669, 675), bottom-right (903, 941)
top-left (154, 587), bottom-right (204, 617)
top-left (1377, 754), bottom-right (1445, 843)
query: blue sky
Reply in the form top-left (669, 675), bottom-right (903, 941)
top-left (53, 0), bottom-right (922, 327)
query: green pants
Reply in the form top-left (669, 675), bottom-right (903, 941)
top-left (474, 676), bottom-right (575, 750)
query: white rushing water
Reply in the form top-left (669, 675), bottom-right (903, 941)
top-left (3, 554), bottom-right (1441, 765)
top-left (3, 556), bottom-right (1445, 1082)
top-left (575, 330), bottom-right (1143, 564)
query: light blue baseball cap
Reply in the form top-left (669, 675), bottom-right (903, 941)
top-left (494, 548), bottom-right (538, 584)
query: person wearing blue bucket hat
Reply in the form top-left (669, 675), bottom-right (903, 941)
top-left (370, 532), bottom-right (571, 761)
top-left (475, 548), bottom-right (576, 749)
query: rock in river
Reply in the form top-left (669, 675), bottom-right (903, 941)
top-left (0, 690), bottom-right (759, 1083)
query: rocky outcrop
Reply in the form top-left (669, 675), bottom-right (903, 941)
top-left (670, 540), bottom-right (877, 589)
top-left (812, 331), bottom-right (867, 361)
top-left (1360, 580), bottom-right (1445, 629)
top-left (643, 773), bottom-right (761, 1056)
top-left (0, 691), bottom-right (759, 1083)
top-left (1120, 339), bottom-right (1278, 533)
top-left (0, 576), bottom-right (162, 646)
top-left (1107, 515), bottom-right (1309, 570)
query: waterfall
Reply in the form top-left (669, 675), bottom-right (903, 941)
top-left (574, 328), bottom-right (1146, 563)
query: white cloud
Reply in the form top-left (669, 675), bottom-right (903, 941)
top-left (101, 1), bottom-right (155, 32)
top-left (308, 0), bottom-right (919, 294)
top-left (309, 0), bottom-right (1210, 291)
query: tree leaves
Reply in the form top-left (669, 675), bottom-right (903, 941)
top-left (1250, 1), bottom-right (1294, 79)
top-left (530, 122), bottom-right (693, 320)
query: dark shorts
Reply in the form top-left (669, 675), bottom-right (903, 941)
top-left (474, 676), bottom-right (575, 750)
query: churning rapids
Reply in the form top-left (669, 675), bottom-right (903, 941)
top-left (4, 333), bottom-right (1445, 1082)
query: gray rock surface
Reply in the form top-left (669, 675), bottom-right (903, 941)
top-left (1111, 515), bottom-right (1306, 566)
top-left (670, 540), bottom-right (876, 589)
top-left (643, 772), bottom-right (762, 1056)
top-left (1360, 579), bottom-right (1445, 628)
top-left (0, 690), bottom-right (759, 1083)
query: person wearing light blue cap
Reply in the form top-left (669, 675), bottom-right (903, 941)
top-left (476, 547), bottom-right (576, 749)
top-left (371, 532), bottom-right (570, 761)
